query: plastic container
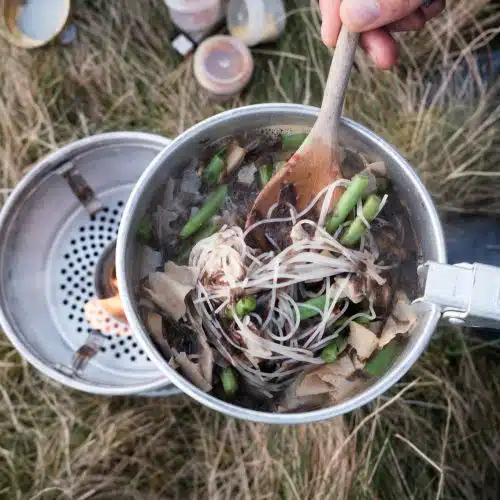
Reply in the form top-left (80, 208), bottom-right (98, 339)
top-left (193, 35), bottom-right (254, 101)
top-left (227, 0), bottom-right (286, 47)
top-left (3, 0), bottom-right (71, 49)
top-left (164, 0), bottom-right (222, 35)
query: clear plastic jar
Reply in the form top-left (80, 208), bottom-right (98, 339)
top-left (193, 35), bottom-right (254, 102)
top-left (226, 0), bottom-right (286, 47)
top-left (164, 0), bottom-right (222, 35)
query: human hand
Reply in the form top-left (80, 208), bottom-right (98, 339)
top-left (319, 0), bottom-right (445, 69)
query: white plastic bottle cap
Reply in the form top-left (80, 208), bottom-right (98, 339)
top-left (164, 0), bottom-right (222, 35)
top-left (193, 35), bottom-right (254, 100)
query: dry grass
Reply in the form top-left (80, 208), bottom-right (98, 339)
top-left (2, 329), bottom-right (499, 499)
top-left (1, 0), bottom-right (500, 498)
top-left (350, 329), bottom-right (500, 499)
top-left (0, 336), bottom-right (356, 500)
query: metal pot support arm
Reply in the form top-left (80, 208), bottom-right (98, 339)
top-left (418, 262), bottom-right (500, 329)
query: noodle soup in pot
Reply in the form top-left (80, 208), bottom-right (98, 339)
top-left (116, 104), bottom-right (444, 424)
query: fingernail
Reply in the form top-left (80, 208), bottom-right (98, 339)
top-left (343, 0), bottom-right (381, 29)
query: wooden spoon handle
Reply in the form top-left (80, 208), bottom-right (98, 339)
top-left (317, 25), bottom-right (360, 144)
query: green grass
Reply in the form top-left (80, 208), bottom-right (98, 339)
top-left (1, 0), bottom-right (500, 498)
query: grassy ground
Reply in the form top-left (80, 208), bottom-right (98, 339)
top-left (1, 0), bottom-right (500, 498)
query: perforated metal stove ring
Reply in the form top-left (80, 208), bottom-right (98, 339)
top-left (0, 132), bottom-right (180, 396)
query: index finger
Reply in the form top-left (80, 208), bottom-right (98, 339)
top-left (340, 0), bottom-right (425, 32)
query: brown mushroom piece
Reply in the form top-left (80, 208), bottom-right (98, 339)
top-left (173, 350), bottom-right (212, 392)
top-left (144, 310), bottom-right (171, 359)
top-left (340, 148), bottom-right (366, 178)
top-left (143, 261), bottom-right (198, 321)
top-left (184, 306), bottom-right (215, 387)
top-left (372, 282), bottom-right (392, 315)
top-left (282, 356), bottom-right (366, 410)
top-left (378, 291), bottom-right (417, 349)
top-left (347, 321), bottom-right (379, 362)
top-left (219, 139), bottom-right (246, 182)
top-left (143, 304), bottom-right (215, 392)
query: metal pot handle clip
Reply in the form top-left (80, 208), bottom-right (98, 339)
top-left (417, 261), bottom-right (500, 329)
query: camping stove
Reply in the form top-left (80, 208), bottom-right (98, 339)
top-left (0, 132), bottom-right (179, 396)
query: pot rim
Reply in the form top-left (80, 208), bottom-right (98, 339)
top-left (116, 104), bottom-right (446, 423)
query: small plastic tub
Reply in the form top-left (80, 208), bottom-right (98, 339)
top-left (164, 0), bottom-right (222, 35)
top-left (227, 0), bottom-right (286, 47)
top-left (193, 35), bottom-right (254, 101)
top-left (3, 0), bottom-right (71, 49)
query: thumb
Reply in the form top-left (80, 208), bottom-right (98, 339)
top-left (340, 0), bottom-right (425, 32)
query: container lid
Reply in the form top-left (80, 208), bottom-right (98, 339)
top-left (3, 0), bottom-right (71, 49)
top-left (193, 35), bottom-right (254, 96)
top-left (164, 0), bottom-right (220, 13)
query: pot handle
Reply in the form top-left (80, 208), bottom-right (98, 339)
top-left (417, 261), bottom-right (500, 329)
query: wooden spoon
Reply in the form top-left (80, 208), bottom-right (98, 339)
top-left (246, 26), bottom-right (360, 241)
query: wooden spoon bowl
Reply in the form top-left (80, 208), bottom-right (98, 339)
top-left (246, 26), bottom-right (360, 240)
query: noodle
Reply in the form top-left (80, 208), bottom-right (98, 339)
top-left (176, 176), bottom-right (389, 392)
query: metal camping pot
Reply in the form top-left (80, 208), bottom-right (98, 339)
top-left (116, 104), bottom-right (499, 424)
top-left (0, 132), bottom-right (178, 396)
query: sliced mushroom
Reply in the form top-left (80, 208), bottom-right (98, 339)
top-left (341, 148), bottom-right (366, 178)
top-left (180, 158), bottom-right (202, 194)
top-left (359, 167), bottom-right (378, 194)
top-left (368, 320), bottom-right (383, 335)
top-left (173, 350), bottom-right (212, 392)
top-left (348, 322), bottom-right (379, 361)
top-left (198, 338), bottom-right (214, 387)
top-left (372, 282), bottom-right (392, 315)
top-left (280, 356), bottom-right (363, 411)
top-left (144, 310), bottom-right (172, 359)
top-left (236, 320), bottom-right (272, 362)
top-left (143, 261), bottom-right (198, 321)
top-left (295, 356), bottom-right (359, 398)
top-left (153, 178), bottom-right (177, 243)
top-left (366, 161), bottom-right (387, 177)
top-left (277, 391), bottom-right (330, 413)
top-left (185, 303), bottom-right (216, 385)
top-left (378, 291), bottom-right (417, 349)
top-left (350, 352), bottom-right (366, 371)
top-left (221, 139), bottom-right (246, 180)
